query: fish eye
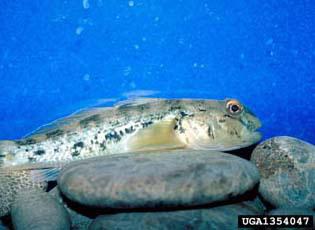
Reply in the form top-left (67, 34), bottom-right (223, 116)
top-left (226, 99), bottom-right (243, 115)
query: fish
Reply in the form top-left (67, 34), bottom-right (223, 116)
top-left (0, 98), bottom-right (262, 216)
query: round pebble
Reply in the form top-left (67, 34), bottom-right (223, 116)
top-left (49, 186), bottom-right (93, 230)
top-left (58, 150), bottom-right (259, 210)
top-left (11, 189), bottom-right (71, 230)
top-left (89, 199), bottom-right (263, 230)
top-left (251, 136), bottom-right (315, 208)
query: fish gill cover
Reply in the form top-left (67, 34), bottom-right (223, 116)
top-left (0, 0), bottom-right (314, 143)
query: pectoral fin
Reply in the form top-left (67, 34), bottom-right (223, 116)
top-left (30, 167), bottom-right (61, 182)
top-left (127, 118), bottom-right (185, 151)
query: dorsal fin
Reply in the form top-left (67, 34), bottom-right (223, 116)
top-left (122, 90), bottom-right (159, 98)
top-left (23, 107), bottom-right (109, 139)
top-left (23, 97), bottom-right (163, 139)
top-left (114, 97), bottom-right (163, 109)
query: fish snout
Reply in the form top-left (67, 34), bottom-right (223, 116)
top-left (246, 116), bottom-right (262, 143)
top-left (244, 113), bottom-right (262, 132)
top-left (253, 117), bottom-right (262, 130)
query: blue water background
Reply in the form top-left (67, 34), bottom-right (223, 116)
top-left (0, 0), bottom-right (314, 143)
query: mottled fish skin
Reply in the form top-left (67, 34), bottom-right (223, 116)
top-left (0, 98), bottom-right (262, 167)
top-left (0, 166), bottom-right (49, 217)
top-left (0, 98), bottom-right (261, 217)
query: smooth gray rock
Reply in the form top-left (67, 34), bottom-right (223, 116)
top-left (49, 186), bottom-right (93, 230)
top-left (11, 189), bottom-right (71, 230)
top-left (89, 199), bottom-right (263, 230)
top-left (58, 150), bottom-right (260, 209)
top-left (251, 136), bottom-right (315, 208)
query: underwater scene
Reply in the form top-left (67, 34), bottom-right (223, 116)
top-left (0, 0), bottom-right (314, 229)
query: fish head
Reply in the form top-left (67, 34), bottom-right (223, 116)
top-left (176, 99), bottom-right (262, 151)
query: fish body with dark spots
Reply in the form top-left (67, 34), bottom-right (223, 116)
top-left (0, 98), bottom-right (261, 167)
top-left (0, 97), bottom-right (262, 216)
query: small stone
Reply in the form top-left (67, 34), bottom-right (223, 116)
top-left (89, 199), bottom-right (263, 230)
top-left (11, 189), bottom-right (71, 230)
top-left (251, 136), bottom-right (315, 208)
top-left (58, 150), bottom-right (259, 209)
top-left (49, 187), bottom-right (93, 230)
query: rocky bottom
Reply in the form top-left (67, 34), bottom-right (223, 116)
top-left (1, 136), bottom-right (315, 230)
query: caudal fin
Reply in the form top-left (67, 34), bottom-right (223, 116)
top-left (0, 140), bottom-right (17, 160)
top-left (0, 140), bottom-right (65, 216)
top-left (0, 164), bottom-right (63, 217)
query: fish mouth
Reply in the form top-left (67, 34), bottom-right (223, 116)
top-left (255, 118), bottom-right (262, 130)
top-left (241, 116), bottom-right (262, 144)
top-left (251, 130), bottom-right (262, 144)
top-left (248, 116), bottom-right (262, 143)
top-left (188, 129), bottom-right (262, 152)
top-left (251, 117), bottom-right (262, 143)
top-left (228, 130), bottom-right (262, 151)
top-left (249, 114), bottom-right (262, 131)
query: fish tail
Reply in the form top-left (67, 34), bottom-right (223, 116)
top-left (0, 141), bottom-right (17, 166)
top-left (0, 140), bottom-right (16, 148)
top-left (0, 163), bottom-right (62, 217)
